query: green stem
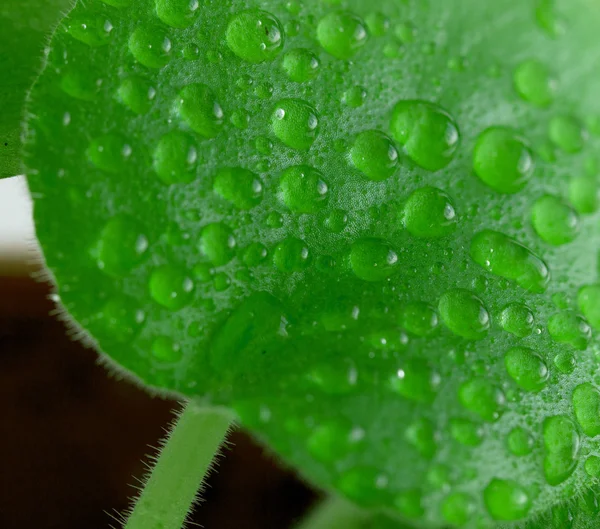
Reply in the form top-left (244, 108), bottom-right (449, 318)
top-left (124, 401), bottom-right (235, 529)
top-left (295, 495), bottom-right (370, 529)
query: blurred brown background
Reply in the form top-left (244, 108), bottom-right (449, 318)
top-left (0, 260), bottom-right (317, 529)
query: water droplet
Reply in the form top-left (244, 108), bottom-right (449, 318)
top-left (279, 165), bottom-right (329, 213)
top-left (483, 479), bottom-right (531, 521)
top-left (266, 211), bottom-right (284, 228)
top-left (585, 456), bottom-right (600, 478)
top-left (450, 418), bottom-right (483, 446)
top-left (242, 242), bottom-right (268, 267)
top-left (336, 467), bottom-right (388, 507)
top-left (473, 127), bottom-right (534, 193)
top-left (470, 230), bottom-right (550, 293)
top-left (543, 415), bottom-right (580, 485)
top-left (325, 209), bottom-right (348, 233)
top-left (389, 100), bottom-right (460, 171)
top-left (394, 489), bottom-right (424, 519)
top-left (200, 223), bottom-right (236, 266)
top-left (500, 303), bottom-right (535, 337)
top-left (505, 347), bottom-right (549, 392)
top-left (273, 238), bottom-right (310, 272)
top-left (307, 420), bottom-right (361, 462)
top-left (350, 238), bottom-right (399, 282)
top-left (151, 336), bottom-right (183, 362)
top-left (60, 70), bottom-right (99, 101)
top-left (118, 76), bottom-right (156, 114)
top-left (389, 360), bottom-right (439, 403)
top-left (394, 22), bottom-right (416, 43)
top-left (365, 12), bottom-right (389, 37)
top-left (155, 0), bottom-right (199, 28)
top-left (214, 167), bottom-right (263, 209)
top-left (531, 195), bottom-right (579, 246)
top-left (271, 99), bottom-right (319, 150)
top-left (405, 418), bottom-right (436, 459)
top-left (458, 379), bottom-right (505, 422)
top-left (403, 186), bottom-right (458, 238)
top-left (149, 265), bottom-right (194, 310)
top-left (128, 25), bottom-right (171, 68)
top-left (97, 296), bottom-right (145, 343)
top-left (513, 59), bottom-right (556, 107)
top-left (548, 115), bottom-right (586, 153)
top-left (86, 134), bottom-right (132, 172)
top-left (176, 84), bottom-right (224, 138)
top-left (342, 86), bottom-right (367, 108)
top-left (152, 131), bottom-right (197, 185)
top-left (535, 0), bottom-right (566, 37)
top-left (67, 16), bottom-right (113, 47)
top-left (573, 383), bottom-right (600, 437)
top-left (554, 351), bottom-right (576, 374)
top-left (548, 310), bottom-right (591, 350)
top-left (308, 358), bottom-right (358, 395)
top-left (438, 289), bottom-right (490, 340)
top-left (94, 215), bottom-right (148, 276)
top-left (226, 10), bottom-right (284, 63)
top-left (578, 284), bottom-right (600, 328)
top-left (569, 177), bottom-right (600, 214)
top-left (400, 301), bottom-right (439, 337)
top-left (507, 427), bottom-right (534, 456)
top-left (282, 48), bottom-right (320, 82)
top-left (316, 11), bottom-right (368, 60)
top-left (349, 130), bottom-right (399, 181)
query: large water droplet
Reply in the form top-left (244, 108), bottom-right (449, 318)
top-left (67, 15), bottom-right (113, 47)
top-left (350, 130), bottom-right (399, 181)
top-left (226, 10), bottom-right (284, 63)
top-left (279, 165), bottom-right (329, 213)
top-left (128, 25), bottom-right (172, 68)
top-left (450, 418), bottom-right (483, 446)
top-left (200, 223), bottom-right (236, 266)
top-left (573, 383), bottom-right (600, 437)
top-left (155, 0), bottom-right (199, 28)
top-left (214, 167), bottom-right (263, 210)
top-left (350, 238), bottom-right (399, 282)
top-left (153, 131), bottom-right (198, 185)
top-left (118, 76), bottom-right (156, 114)
top-left (438, 289), bottom-right (490, 340)
top-left (548, 115), bottom-right (586, 153)
top-left (569, 176), bottom-right (600, 214)
top-left (271, 99), bottom-right (319, 150)
top-left (94, 215), bottom-right (148, 276)
top-left (473, 127), bottom-right (534, 193)
top-left (176, 84), bottom-right (224, 138)
top-left (543, 415), bottom-right (580, 485)
top-left (403, 186), bottom-right (458, 238)
top-left (513, 59), bottom-right (556, 107)
top-left (507, 427), bottom-right (534, 456)
top-left (400, 301), bottom-right (439, 337)
top-left (442, 493), bottom-right (474, 526)
top-left (483, 479), bottom-right (531, 521)
top-left (149, 265), bottom-right (194, 310)
top-left (405, 418), bottom-right (436, 459)
top-left (531, 195), bottom-right (579, 246)
top-left (389, 100), bottom-right (460, 171)
top-left (470, 230), bottom-right (550, 293)
top-left (578, 284), bottom-right (600, 329)
top-left (282, 48), bottom-right (320, 82)
top-left (389, 360), bottom-right (439, 403)
top-left (316, 11), bottom-right (368, 60)
top-left (505, 347), bottom-right (549, 392)
top-left (273, 238), bottom-right (310, 272)
top-left (459, 379), bottom-right (505, 422)
top-left (87, 134), bottom-right (132, 172)
top-left (548, 310), bottom-right (591, 350)
top-left (500, 303), bottom-right (535, 337)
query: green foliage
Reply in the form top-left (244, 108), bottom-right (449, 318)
top-left (21, 0), bottom-right (600, 527)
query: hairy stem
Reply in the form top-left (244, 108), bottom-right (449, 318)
top-left (295, 495), bottom-right (370, 529)
top-left (124, 401), bottom-right (235, 529)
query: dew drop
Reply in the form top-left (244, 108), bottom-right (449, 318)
top-left (94, 215), bottom-right (148, 276)
top-left (149, 265), bottom-right (194, 310)
top-left (400, 301), bottom-right (439, 337)
top-left (473, 127), bottom-right (534, 193)
top-left (67, 16), bottom-right (113, 47)
top-left (60, 70), bottom-right (99, 101)
top-left (271, 99), bottom-right (319, 150)
top-left (438, 289), bottom-right (490, 340)
top-left (226, 10), bottom-right (284, 63)
top-left (307, 420), bottom-right (360, 462)
top-left (459, 379), bottom-right (505, 422)
top-left (505, 347), bottom-right (549, 392)
top-left (96, 296), bottom-right (145, 343)
top-left (548, 310), bottom-right (591, 350)
top-left (342, 86), bottom-right (367, 108)
top-left (531, 195), bottom-right (579, 246)
top-left (569, 177), bottom-right (600, 214)
top-left (282, 48), bottom-right (320, 82)
top-left (405, 418), bottom-right (436, 459)
top-left (153, 131), bottom-right (197, 185)
top-left (483, 479), bottom-right (531, 521)
top-left (500, 303), bottom-right (535, 337)
top-left (242, 242), bottom-right (268, 267)
top-left (214, 167), bottom-right (263, 210)
top-left (118, 76), bottom-right (156, 114)
top-left (389, 100), bottom-right (460, 171)
top-left (513, 59), bottom-right (556, 107)
top-left (507, 427), bottom-right (534, 456)
top-left (548, 115), bottom-right (586, 153)
top-left (128, 25), bottom-right (172, 68)
top-left (337, 467), bottom-right (388, 507)
top-left (155, 0), bottom-right (199, 28)
top-left (394, 489), bottom-right (424, 519)
top-left (572, 383), bottom-right (600, 437)
top-left (585, 456), bottom-right (600, 478)
top-left (442, 493), bottom-right (474, 526)
top-left (389, 360), bottom-right (439, 403)
top-left (273, 238), bottom-right (310, 272)
top-left (350, 238), bottom-right (399, 282)
top-left (176, 84), bottom-right (224, 138)
top-left (316, 11), bottom-right (368, 60)
top-left (151, 336), bottom-right (183, 363)
top-left (403, 186), bottom-right (458, 238)
top-left (365, 12), bottom-right (389, 37)
top-left (87, 134), bottom-right (132, 173)
top-left (543, 415), bottom-right (580, 485)
top-left (200, 223), bottom-right (236, 266)
top-left (308, 358), bottom-right (358, 395)
top-left (350, 130), bottom-right (399, 181)
top-left (279, 165), bottom-right (329, 213)
top-left (553, 351), bottom-right (576, 374)
top-left (578, 284), bottom-right (600, 329)
top-left (450, 418), bottom-right (483, 446)
top-left (470, 230), bottom-right (550, 293)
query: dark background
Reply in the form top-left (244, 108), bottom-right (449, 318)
top-left (0, 260), bottom-right (317, 529)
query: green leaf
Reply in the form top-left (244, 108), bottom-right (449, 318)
top-left (0, 0), bottom-right (74, 177)
top-left (24, 0), bottom-right (600, 527)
